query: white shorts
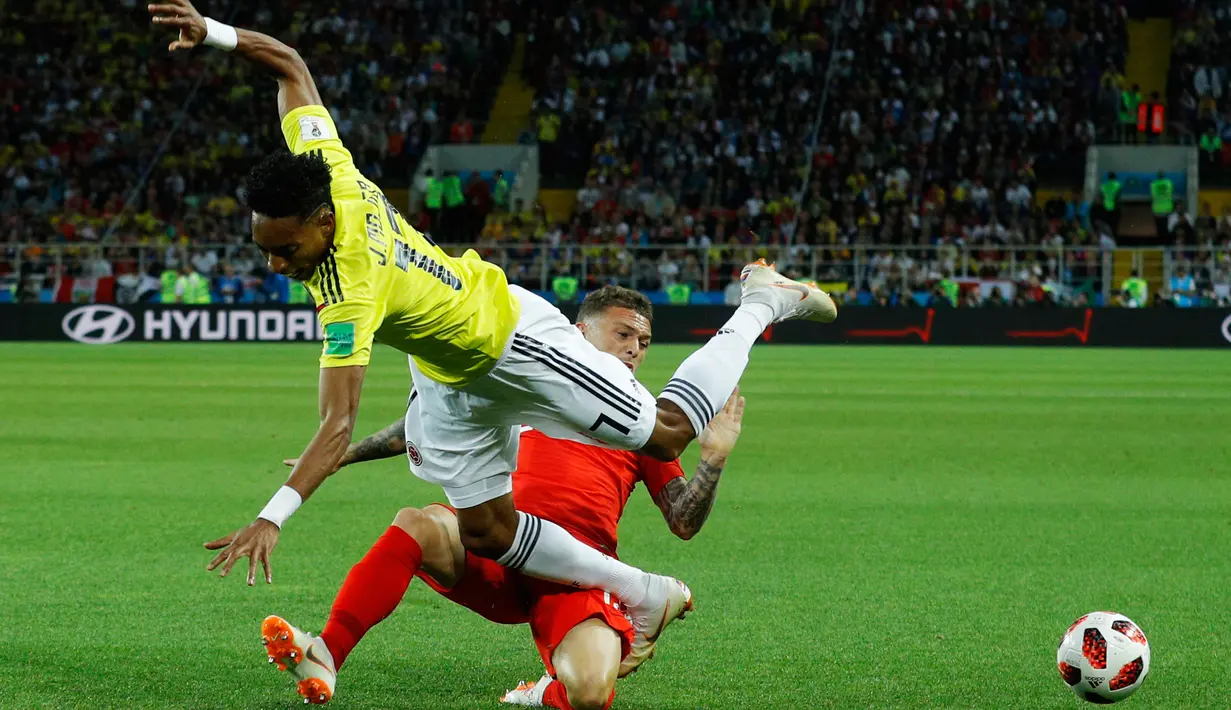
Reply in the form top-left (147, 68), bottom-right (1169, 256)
top-left (403, 286), bottom-right (659, 508)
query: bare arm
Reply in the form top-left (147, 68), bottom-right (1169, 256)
top-left (283, 415), bottom-right (406, 473)
top-left (653, 458), bottom-right (727, 541)
top-left (202, 365), bottom-right (364, 585)
top-left (149, 0), bottom-right (322, 118)
top-left (284, 365), bottom-right (366, 500)
top-left (652, 389), bottom-right (744, 540)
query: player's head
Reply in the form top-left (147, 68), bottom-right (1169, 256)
top-left (245, 150), bottom-right (336, 281)
top-left (576, 286), bottom-right (653, 373)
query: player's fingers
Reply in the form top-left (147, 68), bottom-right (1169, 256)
top-left (246, 554), bottom-right (257, 586)
top-left (733, 396), bottom-right (746, 422)
top-left (282, 458), bottom-right (297, 468)
top-left (153, 16), bottom-right (194, 26)
top-left (219, 549), bottom-right (242, 578)
top-left (261, 550), bottom-right (273, 584)
top-left (147, 3), bottom-right (183, 14)
top-left (204, 532), bottom-right (235, 550)
top-left (205, 547), bottom-right (229, 570)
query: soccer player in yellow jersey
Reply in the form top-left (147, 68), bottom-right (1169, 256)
top-left (151, 0), bottom-right (835, 697)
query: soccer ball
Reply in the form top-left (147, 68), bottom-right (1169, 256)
top-left (1057, 611), bottom-right (1150, 704)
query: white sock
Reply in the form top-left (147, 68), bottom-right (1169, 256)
top-left (658, 303), bottom-right (771, 436)
top-left (497, 511), bottom-right (651, 606)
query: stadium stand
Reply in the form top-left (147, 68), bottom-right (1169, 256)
top-left (517, 0), bottom-right (841, 293)
top-left (1, 0), bottom-right (517, 301)
top-left (0, 0), bottom-right (514, 239)
top-left (545, 0), bottom-right (1132, 304)
top-left (1169, 1), bottom-right (1231, 161)
top-left (799, 0), bottom-right (1131, 306)
top-left (4, 0), bottom-right (1225, 307)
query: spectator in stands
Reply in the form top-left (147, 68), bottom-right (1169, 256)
top-left (191, 250), bottom-right (218, 278)
top-left (0, 0), bottom-right (519, 253)
top-left (1168, 200), bottom-right (1197, 245)
top-left (450, 113), bottom-right (476, 144)
top-left (216, 263), bottom-right (244, 304)
top-left (1171, 263), bottom-right (1197, 307)
top-left (1200, 127), bottom-right (1222, 168)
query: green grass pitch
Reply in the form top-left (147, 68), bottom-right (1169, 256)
top-left (2, 343), bottom-right (1228, 709)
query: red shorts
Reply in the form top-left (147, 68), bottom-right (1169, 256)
top-left (417, 552), bottom-right (633, 676)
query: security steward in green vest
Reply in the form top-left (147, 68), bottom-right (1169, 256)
top-left (1120, 269), bottom-right (1148, 306)
top-left (1120, 84), bottom-right (1142, 140)
top-left (1100, 171), bottom-right (1123, 235)
top-left (1200, 128), bottom-right (1222, 168)
top-left (1150, 171), bottom-right (1174, 241)
top-left (423, 169), bottom-right (443, 239)
top-left (181, 264), bottom-right (212, 305)
top-left (160, 264), bottom-right (180, 303)
top-left (493, 170), bottom-right (511, 211)
top-left (289, 279), bottom-right (310, 305)
top-left (938, 274), bottom-right (959, 306)
top-left (552, 273), bottom-right (579, 304)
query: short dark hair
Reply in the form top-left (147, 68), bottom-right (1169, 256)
top-left (243, 150), bottom-right (332, 219)
top-left (577, 285), bottom-right (653, 323)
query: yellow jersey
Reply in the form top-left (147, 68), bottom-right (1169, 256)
top-left (281, 106), bottom-right (520, 386)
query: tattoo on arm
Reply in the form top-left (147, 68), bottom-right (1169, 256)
top-left (344, 417), bottom-right (406, 466)
top-left (654, 459), bottom-right (725, 540)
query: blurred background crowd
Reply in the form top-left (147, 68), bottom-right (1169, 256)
top-left (2, 0), bottom-right (1229, 307)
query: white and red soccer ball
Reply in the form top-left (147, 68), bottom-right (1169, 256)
top-left (1057, 611), bottom-right (1150, 704)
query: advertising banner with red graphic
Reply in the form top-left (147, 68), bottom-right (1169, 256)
top-left (562, 307), bottom-right (1231, 348)
top-left (3, 305), bottom-right (1231, 348)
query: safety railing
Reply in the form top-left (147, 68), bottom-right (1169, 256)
top-left (4, 242), bottom-right (1228, 303)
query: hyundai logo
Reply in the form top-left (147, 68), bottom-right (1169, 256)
top-left (62, 305), bottom-right (135, 345)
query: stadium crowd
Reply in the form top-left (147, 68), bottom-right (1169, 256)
top-left (2, 0), bottom-right (1228, 308)
top-left (0, 0), bottom-right (515, 252)
top-left (533, 0), bottom-right (1142, 296)
top-left (1169, 0), bottom-right (1231, 171)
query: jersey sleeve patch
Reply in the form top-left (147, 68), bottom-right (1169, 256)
top-left (323, 322), bottom-right (356, 356)
top-left (298, 114), bottom-right (334, 142)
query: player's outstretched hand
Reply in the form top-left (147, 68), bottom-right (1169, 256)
top-left (204, 519), bottom-right (280, 586)
top-left (697, 387), bottom-right (745, 462)
top-left (148, 0), bottom-right (207, 52)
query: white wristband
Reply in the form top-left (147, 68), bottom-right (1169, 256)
top-left (203, 17), bottom-right (238, 51)
top-left (257, 486), bottom-right (302, 528)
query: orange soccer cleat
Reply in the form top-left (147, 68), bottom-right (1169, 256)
top-left (261, 615), bottom-right (337, 704)
top-left (500, 674), bottom-right (552, 706)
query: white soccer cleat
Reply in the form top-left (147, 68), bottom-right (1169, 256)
top-left (500, 674), bottom-right (552, 706)
top-left (740, 258), bottom-right (838, 323)
top-left (620, 576), bottom-right (693, 677)
top-left (261, 615), bottom-right (337, 705)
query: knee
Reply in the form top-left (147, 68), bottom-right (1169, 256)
top-left (560, 674), bottom-right (615, 710)
top-left (391, 507), bottom-right (437, 545)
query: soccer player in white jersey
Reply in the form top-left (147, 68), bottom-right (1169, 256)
top-left (148, 0), bottom-right (837, 687)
